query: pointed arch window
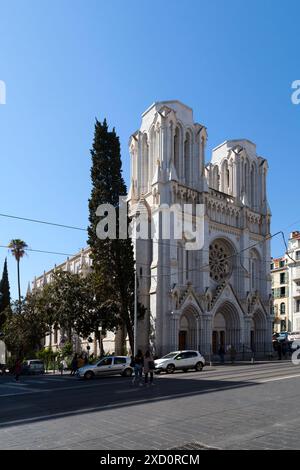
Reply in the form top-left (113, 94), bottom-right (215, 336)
top-left (142, 134), bottom-right (149, 193)
top-left (174, 126), bottom-right (180, 179)
top-left (184, 132), bottom-right (191, 185)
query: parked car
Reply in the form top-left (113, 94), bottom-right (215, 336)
top-left (22, 359), bottom-right (45, 375)
top-left (154, 350), bottom-right (205, 374)
top-left (0, 363), bottom-right (9, 375)
top-left (76, 356), bottom-right (133, 380)
top-left (288, 331), bottom-right (300, 342)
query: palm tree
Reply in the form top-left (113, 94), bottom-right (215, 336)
top-left (8, 239), bottom-right (28, 304)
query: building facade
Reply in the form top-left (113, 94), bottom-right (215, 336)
top-left (271, 232), bottom-right (300, 333)
top-left (271, 256), bottom-right (289, 333)
top-left (129, 100), bottom-right (273, 358)
top-left (286, 231), bottom-right (300, 332)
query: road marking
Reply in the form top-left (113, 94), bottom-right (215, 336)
top-left (0, 386), bottom-right (42, 396)
top-left (162, 365), bottom-right (298, 382)
top-left (1, 382), bottom-right (31, 387)
top-left (0, 379), bottom-right (128, 398)
top-left (0, 382), bottom-right (260, 427)
top-left (42, 378), bottom-right (72, 382)
top-left (258, 373), bottom-right (300, 383)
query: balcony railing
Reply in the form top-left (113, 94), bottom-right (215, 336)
top-left (272, 293), bottom-right (288, 299)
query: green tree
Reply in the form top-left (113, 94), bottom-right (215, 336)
top-left (3, 295), bottom-right (47, 359)
top-left (39, 270), bottom-right (121, 355)
top-left (74, 272), bottom-right (121, 354)
top-left (0, 258), bottom-right (11, 330)
top-left (87, 119), bottom-right (136, 352)
top-left (36, 347), bottom-right (58, 371)
top-left (8, 239), bottom-right (28, 303)
top-left (39, 270), bottom-right (90, 342)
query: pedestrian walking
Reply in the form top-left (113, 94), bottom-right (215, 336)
top-left (77, 355), bottom-right (85, 369)
top-left (228, 345), bottom-right (237, 364)
top-left (132, 349), bottom-right (144, 386)
top-left (143, 350), bottom-right (155, 386)
top-left (59, 358), bottom-right (67, 375)
top-left (218, 345), bottom-right (225, 364)
top-left (282, 340), bottom-right (287, 359)
top-left (14, 358), bottom-right (22, 382)
top-left (70, 354), bottom-right (78, 376)
top-left (277, 341), bottom-right (282, 360)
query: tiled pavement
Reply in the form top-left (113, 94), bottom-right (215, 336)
top-left (0, 361), bottom-right (300, 450)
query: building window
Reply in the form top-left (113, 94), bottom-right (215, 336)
top-left (296, 299), bottom-right (300, 312)
top-left (296, 251), bottom-right (300, 260)
top-left (280, 273), bottom-right (286, 284)
top-left (279, 260), bottom-right (285, 267)
top-left (280, 287), bottom-right (286, 297)
top-left (209, 240), bottom-right (233, 283)
top-left (280, 303), bottom-right (285, 315)
top-left (226, 168), bottom-right (230, 188)
top-left (270, 263), bottom-right (274, 270)
top-left (280, 320), bottom-right (286, 331)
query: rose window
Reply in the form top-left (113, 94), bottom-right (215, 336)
top-left (209, 240), bottom-right (232, 283)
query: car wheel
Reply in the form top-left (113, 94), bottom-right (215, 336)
top-left (84, 371), bottom-right (94, 380)
top-left (166, 364), bottom-right (175, 374)
top-left (195, 362), bottom-right (203, 372)
top-left (122, 368), bottom-right (133, 377)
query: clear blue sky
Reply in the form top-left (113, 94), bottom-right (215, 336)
top-left (0, 0), bottom-right (299, 299)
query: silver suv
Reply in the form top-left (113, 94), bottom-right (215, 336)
top-left (22, 359), bottom-right (45, 375)
top-left (76, 356), bottom-right (133, 380)
top-left (154, 350), bottom-right (205, 374)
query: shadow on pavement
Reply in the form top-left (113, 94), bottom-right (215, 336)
top-left (0, 373), bottom-right (260, 429)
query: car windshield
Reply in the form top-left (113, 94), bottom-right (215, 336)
top-left (161, 352), bottom-right (177, 359)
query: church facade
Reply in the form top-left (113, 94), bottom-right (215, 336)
top-left (128, 101), bottom-right (273, 358)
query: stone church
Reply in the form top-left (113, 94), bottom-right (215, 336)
top-left (128, 100), bottom-right (272, 358)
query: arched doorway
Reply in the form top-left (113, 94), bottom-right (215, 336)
top-left (178, 306), bottom-right (200, 351)
top-left (251, 310), bottom-right (268, 353)
top-left (212, 302), bottom-right (241, 353)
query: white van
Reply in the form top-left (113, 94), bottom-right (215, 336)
top-left (288, 331), bottom-right (300, 342)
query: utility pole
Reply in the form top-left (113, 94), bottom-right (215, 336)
top-left (134, 269), bottom-right (138, 356)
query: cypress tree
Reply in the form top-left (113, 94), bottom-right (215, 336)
top-left (88, 119), bottom-right (135, 352)
top-left (0, 258), bottom-right (11, 329)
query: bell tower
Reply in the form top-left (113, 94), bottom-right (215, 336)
top-left (128, 101), bottom-right (208, 354)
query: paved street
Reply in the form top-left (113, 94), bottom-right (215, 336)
top-left (1, 361), bottom-right (300, 450)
